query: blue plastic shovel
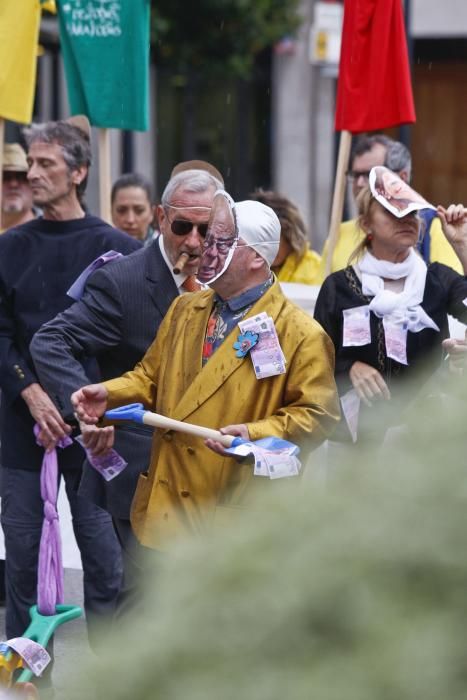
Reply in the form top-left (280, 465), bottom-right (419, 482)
top-left (104, 403), bottom-right (299, 453)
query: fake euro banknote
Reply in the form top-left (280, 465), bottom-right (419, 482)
top-left (75, 435), bottom-right (128, 481)
top-left (239, 315), bottom-right (286, 379)
top-left (225, 437), bottom-right (301, 479)
top-left (4, 638), bottom-right (51, 676)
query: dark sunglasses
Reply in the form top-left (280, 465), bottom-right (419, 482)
top-left (170, 220), bottom-right (209, 237)
top-left (3, 171), bottom-right (28, 183)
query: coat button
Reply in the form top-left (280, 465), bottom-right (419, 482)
top-left (163, 432), bottom-right (173, 442)
top-left (187, 447), bottom-right (195, 455)
top-left (180, 490), bottom-right (190, 498)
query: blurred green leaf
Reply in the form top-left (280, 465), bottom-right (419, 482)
top-left (151, 0), bottom-right (301, 78)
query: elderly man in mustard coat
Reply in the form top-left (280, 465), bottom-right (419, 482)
top-left (72, 193), bottom-right (340, 551)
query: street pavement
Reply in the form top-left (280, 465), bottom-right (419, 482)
top-left (49, 568), bottom-right (94, 694)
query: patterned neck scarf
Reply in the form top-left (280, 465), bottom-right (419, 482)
top-left (202, 276), bottom-right (273, 365)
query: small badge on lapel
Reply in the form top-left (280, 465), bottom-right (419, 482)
top-left (233, 331), bottom-right (259, 358)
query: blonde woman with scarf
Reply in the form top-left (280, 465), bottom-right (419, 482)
top-left (314, 180), bottom-right (467, 447)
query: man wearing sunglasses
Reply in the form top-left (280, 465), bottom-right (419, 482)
top-left (30, 161), bottom-right (224, 617)
top-left (1, 143), bottom-right (35, 232)
top-left (155, 165), bottom-right (217, 281)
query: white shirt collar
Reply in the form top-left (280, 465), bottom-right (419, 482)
top-left (158, 235), bottom-right (188, 293)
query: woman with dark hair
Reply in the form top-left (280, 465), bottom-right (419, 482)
top-left (111, 173), bottom-right (157, 244)
top-left (314, 184), bottom-right (467, 446)
top-left (250, 189), bottom-right (321, 284)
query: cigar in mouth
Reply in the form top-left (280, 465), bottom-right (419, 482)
top-left (173, 252), bottom-right (190, 274)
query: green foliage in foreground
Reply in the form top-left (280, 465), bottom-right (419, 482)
top-left (64, 419), bottom-right (467, 700)
top-left (151, 0), bottom-right (302, 77)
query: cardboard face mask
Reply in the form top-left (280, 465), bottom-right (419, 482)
top-left (369, 166), bottom-right (435, 218)
top-left (197, 190), bottom-right (238, 285)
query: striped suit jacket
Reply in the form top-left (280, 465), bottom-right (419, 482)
top-left (30, 240), bottom-right (179, 518)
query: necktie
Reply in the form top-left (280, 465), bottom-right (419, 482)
top-left (181, 276), bottom-right (202, 292)
top-left (202, 300), bottom-right (224, 364)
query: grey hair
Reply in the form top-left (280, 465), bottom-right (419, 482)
top-left (350, 134), bottom-right (393, 164)
top-left (23, 121), bottom-right (92, 201)
top-left (385, 141), bottom-right (412, 181)
top-left (161, 170), bottom-right (223, 207)
top-left (351, 134), bottom-right (412, 181)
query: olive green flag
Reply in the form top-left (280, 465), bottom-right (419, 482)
top-left (57, 0), bottom-right (150, 131)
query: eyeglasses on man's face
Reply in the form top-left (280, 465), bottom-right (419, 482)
top-left (164, 204), bottom-right (211, 238)
top-left (3, 171), bottom-right (28, 184)
top-left (169, 219), bottom-right (209, 237)
top-left (346, 170), bottom-right (371, 182)
top-left (202, 236), bottom-right (237, 255)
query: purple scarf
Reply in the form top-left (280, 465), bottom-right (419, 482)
top-left (34, 425), bottom-right (72, 616)
top-left (67, 250), bottom-right (123, 301)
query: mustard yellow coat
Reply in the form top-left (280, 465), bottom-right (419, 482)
top-left (104, 281), bottom-right (340, 549)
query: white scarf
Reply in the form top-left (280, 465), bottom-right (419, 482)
top-left (358, 249), bottom-right (439, 333)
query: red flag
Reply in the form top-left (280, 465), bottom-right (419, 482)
top-left (335, 0), bottom-right (416, 133)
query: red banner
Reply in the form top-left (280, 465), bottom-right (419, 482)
top-left (335, 0), bottom-right (416, 133)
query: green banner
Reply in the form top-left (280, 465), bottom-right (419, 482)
top-left (57, 0), bottom-right (150, 131)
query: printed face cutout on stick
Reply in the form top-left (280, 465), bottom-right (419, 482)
top-left (197, 190), bottom-right (238, 285)
top-left (369, 166), bottom-right (435, 218)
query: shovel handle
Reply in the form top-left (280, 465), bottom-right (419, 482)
top-left (141, 411), bottom-right (235, 447)
top-left (105, 404), bottom-right (238, 447)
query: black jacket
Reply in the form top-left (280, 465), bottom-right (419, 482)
top-left (0, 215), bottom-right (140, 472)
top-left (31, 240), bottom-right (179, 518)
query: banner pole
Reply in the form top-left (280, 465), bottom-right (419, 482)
top-left (325, 129), bottom-right (352, 277)
top-left (98, 128), bottom-right (112, 223)
top-left (0, 118), bottom-right (5, 225)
